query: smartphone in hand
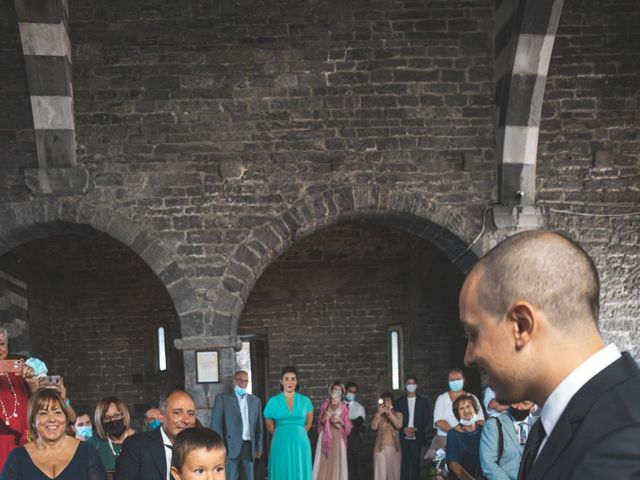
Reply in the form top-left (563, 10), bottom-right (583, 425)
top-left (0, 359), bottom-right (24, 374)
top-left (42, 375), bottom-right (62, 388)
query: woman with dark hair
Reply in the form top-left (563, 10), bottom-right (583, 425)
top-left (312, 381), bottom-right (352, 480)
top-left (263, 366), bottom-right (314, 480)
top-left (371, 391), bottom-right (403, 480)
top-left (0, 389), bottom-right (107, 480)
top-left (446, 394), bottom-right (483, 480)
top-left (87, 397), bottom-right (136, 473)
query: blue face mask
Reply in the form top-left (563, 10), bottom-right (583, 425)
top-left (449, 379), bottom-right (464, 392)
top-left (148, 419), bottom-right (161, 430)
top-left (345, 392), bottom-right (356, 402)
top-left (76, 425), bottom-right (93, 439)
top-left (234, 385), bottom-right (247, 396)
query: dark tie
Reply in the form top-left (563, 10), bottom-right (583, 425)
top-left (518, 421), bottom-right (546, 480)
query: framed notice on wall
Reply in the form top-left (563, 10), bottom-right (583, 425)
top-left (196, 351), bottom-right (219, 383)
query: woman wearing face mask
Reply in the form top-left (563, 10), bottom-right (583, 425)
top-left (87, 397), bottom-right (136, 473)
top-left (446, 394), bottom-right (483, 480)
top-left (312, 382), bottom-right (352, 480)
top-left (426, 368), bottom-right (484, 463)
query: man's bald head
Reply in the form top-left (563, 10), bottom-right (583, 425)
top-left (472, 230), bottom-right (600, 332)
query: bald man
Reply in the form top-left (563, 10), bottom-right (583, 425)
top-left (116, 390), bottom-right (197, 480)
top-left (460, 230), bottom-right (640, 479)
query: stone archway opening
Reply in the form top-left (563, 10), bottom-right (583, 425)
top-left (237, 219), bottom-right (479, 477)
top-left (0, 226), bottom-right (184, 428)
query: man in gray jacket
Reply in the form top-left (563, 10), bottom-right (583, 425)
top-left (211, 371), bottom-right (264, 480)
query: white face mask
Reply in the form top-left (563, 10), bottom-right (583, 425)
top-left (406, 384), bottom-right (418, 393)
top-left (331, 389), bottom-right (342, 399)
top-left (459, 414), bottom-right (478, 426)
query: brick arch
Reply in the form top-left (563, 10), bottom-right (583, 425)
top-left (218, 186), bottom-right (480, 335)
top-left (0, 199), bottom-right (201, 333)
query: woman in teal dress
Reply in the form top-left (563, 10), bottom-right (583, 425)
top-left (264, 366), bottom-right (314, 480)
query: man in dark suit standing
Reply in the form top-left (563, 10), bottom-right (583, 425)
top-left (116, 390), bottom-right (197, 480)
top-left (460, 230), bottom-right (640, 479)
top-left (394, 375), bottom-right (431, 480)
top-left (211, 370), bottom-right (264, 480)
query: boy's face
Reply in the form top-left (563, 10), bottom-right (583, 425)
top-left (171, 447), bottom-right (226, 480)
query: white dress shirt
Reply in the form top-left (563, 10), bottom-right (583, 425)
top-left (236, 391), bottom-right (251, 441)
top-left (346, 400), bottom-right (366, 421)
top-left (407, 396), bottom-right (416, 428)
top-left (160, 426), bottom-right (173, 480)
top-left (433, 392), bottom-right (485, 436)
top-left (537, 344), bottom-right (621, 456)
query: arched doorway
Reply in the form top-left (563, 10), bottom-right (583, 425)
top-left (0, 227), bottom-right (184, 428)
top-left (237, 220), bottom-right (478, 477)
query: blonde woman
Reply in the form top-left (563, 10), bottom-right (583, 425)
top-left (87, 397), bottom-right (136, 472)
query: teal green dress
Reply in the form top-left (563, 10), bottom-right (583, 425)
top-left (264, 392), bottom-right (313, 480)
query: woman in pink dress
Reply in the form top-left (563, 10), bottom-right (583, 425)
top-left (312, 382), bottom-right (352, 480)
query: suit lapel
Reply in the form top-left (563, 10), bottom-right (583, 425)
top-left (527, 353), bottom-right (639, 480)
top-left (502, 415), bottom-right (520, 448)
top-left (151, 428), bottom-right (168, 478)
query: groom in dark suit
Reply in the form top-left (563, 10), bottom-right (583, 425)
top-left (460, 230), bottom-right (640, 479)
top-left (211, 370), bottom-right (264, 480)
top-left (394, 375), bottom-right (431, 480)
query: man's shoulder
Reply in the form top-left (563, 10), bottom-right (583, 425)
top-left (123, 428), bottom-right (161, 448)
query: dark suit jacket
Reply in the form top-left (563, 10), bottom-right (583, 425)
top-left (520, 352), bottom-right (640, 480)
top-left (115, 427), bottom-right (167, 480)
top-left (394, 395), bottom-right (431, 446)
top-left (210, 391), bottom-right (264, 460)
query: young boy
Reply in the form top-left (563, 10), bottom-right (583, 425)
top-left (170, 427), bottom-right (227, 480)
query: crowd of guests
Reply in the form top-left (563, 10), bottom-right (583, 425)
top-left (0, 331), bottom-right (533, 480)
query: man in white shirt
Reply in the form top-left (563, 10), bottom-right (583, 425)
top-left (460, 230), bottom-right (640, 479)
top-left (393, 375), bottom-right (431, 480)
top-left (425, 368), bottom-right (484, 462)
top-left (344, 382), bottom-right (366, 480)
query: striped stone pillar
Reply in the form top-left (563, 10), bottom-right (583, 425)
top-left (15, 0), bottom-right (88, 195)
top-left (492, 0), bottom-right (563, 229)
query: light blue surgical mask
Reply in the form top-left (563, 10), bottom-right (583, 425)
top-left (406, 384), bottom-right (418, 393)
top-left (459, 414), bottom-right (478, 426)
top-left (449, 379), bottom-right (464, 392)
top-left (345, 392), bottom-right (356, 402)
top-left (148, 419), bottom-right (161, 430)
top-left (76, 425), bottom-right (93, 439)
top-left (234, 385), bottom-right (247, 396)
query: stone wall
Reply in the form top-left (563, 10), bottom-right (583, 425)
top-left (537, 0), bottom-right (640, 356)
top-left (239, 222), bottom-right (476, 475)
top-left (0, 233), bottom-right (183, 426)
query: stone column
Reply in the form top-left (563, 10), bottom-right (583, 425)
top-left (14, 0), bottom-right (88, 195)
top-left (175, 335), bottom-right (241, 426)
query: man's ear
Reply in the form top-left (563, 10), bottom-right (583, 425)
top-left (507, 302), bottom-right (536, 349)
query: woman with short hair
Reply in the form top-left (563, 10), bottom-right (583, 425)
top-left (87, 397), bottom-right (136, 473)
top-left (446, 394), bottom-right (483, 480)
top-left (0, 388), bottom-right (106, 479)
top-left (371, 391), bottom-right (403, 480)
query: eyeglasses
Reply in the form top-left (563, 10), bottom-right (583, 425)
top-left (103, 412), bottom-right (124, 422)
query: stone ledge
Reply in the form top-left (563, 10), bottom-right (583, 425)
top-left (491, 205), bottom-right (546, 231)
top-left (174, 335), bottom-right (241, 351)
top-left (24, 167), bottom-right (89, 196)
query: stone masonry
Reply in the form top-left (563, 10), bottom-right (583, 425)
top-left (0, 0), bottom-right (637, 421)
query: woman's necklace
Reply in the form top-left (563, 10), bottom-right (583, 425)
top-left (107, 431), bottom-right (128, 457)
top-left (0, 373), bottom-right (19, 426)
